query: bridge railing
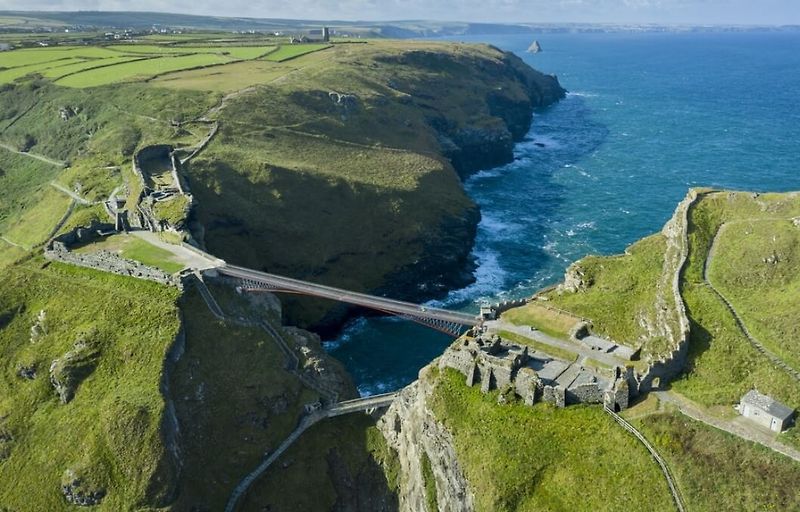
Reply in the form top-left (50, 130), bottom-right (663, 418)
top-left (220, 264), bottom-right (478, 327)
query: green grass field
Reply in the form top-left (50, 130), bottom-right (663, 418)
top-left (41, 55), bottom-right (146, 80)
top-left (56, 53), bottom-right (233, 87)
top-left (0, 149), bottom-right (66, 248)
top-left (107, 44), bottom-right (275, 60)
top-left (543, 234), bottom-right (672, 357)
top-left (262, 44), bottom-right (331, 62)
top-left (708, 218), bottom-right (800, 370)
top-left (635, 411), bottom-right (800, 511)
top-left (671, 191), bottom-right (800, 410)
top-left (151, 48), bottom-right (334, 91)
top-left (430, 368), bottom-right (674, 511)
top-left (501, 302), bottom-right (581, 340)
top-left (0, 258), bottom-right (182, 510)
top-left (0, 46), bottom-right (124, 68)
top-left (73, 234), bottom-right (186, 274)
top-left (0, 43), bottom-right (323, 87)
top-left (0, 58), bottom-right (86, 83)
top-left (1, 187), bottom-right (71, 248)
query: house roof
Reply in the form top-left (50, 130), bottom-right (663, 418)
top-left (742, 390), bottom-right (795, 420)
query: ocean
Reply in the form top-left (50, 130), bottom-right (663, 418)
top-left (327, 30), bottom-right (800, 395)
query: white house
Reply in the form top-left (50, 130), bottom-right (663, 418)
top-left (738, 390), bottom-right (794, 432)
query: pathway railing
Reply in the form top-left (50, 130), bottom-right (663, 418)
top-left (604, 406), bottom-right (685, 512)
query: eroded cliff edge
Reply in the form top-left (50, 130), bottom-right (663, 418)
top-left (185, 42), bottom-right (565, 330)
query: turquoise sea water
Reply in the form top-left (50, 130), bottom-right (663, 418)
top-left (328, 31), bottom-right (800, 395)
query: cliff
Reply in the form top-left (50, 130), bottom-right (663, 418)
top-left (184, 41), bottom-right (564, 330)
top-left (378, 368), bottom-right (474, 512)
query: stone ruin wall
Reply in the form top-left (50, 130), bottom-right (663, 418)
top-left (44, 222), bottom-right (184, 289)
top-left (637, 189), bottom-right (702, 393)
top-left (438, 337), bottom-right (630, 411)
top-left (133, 145), bottom-right (195, 233)
top-left (45, 241), bottom-right (183, 288)
top-left (489, 298), bottom-right (528, 317)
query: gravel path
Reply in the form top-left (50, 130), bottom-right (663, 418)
top-left (655, 391), bottom-right (800, 463)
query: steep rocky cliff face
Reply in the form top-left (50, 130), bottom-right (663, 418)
top-left (378, 367), bottom-right (474, 512)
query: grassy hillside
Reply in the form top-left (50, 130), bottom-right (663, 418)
top-left (242, 414), bottom-right (399, 511)
top-left (542, 234), bottom-right (670, 356)
top-left (429, 368), bottom-right (674, 511)
top-left (0, 39), bottom-right (563, 330)
top-left (708, 218), bottom-right (800, 369)
top-left (180, 40), bottom-right (562, 327)
top-left (0, 149), bottom-right (72, 264)
top-left (672, 191), bottom-right (800, 409)
top-left (168, 290), bottom-right (319, 510)
top-left (0, 81), bottom-right (215, 162)
top-left (0, 258), bottom-right (182, 510)
top-left (636, 411), bottom-right (800, 511)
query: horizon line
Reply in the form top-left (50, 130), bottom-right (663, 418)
top-left (1, 9), bottom-right (799, 29)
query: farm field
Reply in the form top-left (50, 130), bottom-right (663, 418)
top-left (55, 53), bottom-right (234, 87)
top-left (0, 43), bottom-right (327, 86)
top-left (40, 55), bottom-right (145, 80)
top-left (107, 44), bottom-right (276, 60)
top-left (262, 43), bottom-right (331, 61)
top-left (151, 47), bottom-right (334, 91)
top-left (0, 46), bottom-right (124, 68)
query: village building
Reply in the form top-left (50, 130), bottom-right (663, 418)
top-left (737, 390), bottom-right (794, 432)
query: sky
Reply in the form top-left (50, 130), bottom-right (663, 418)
top-left (2, 0), bottom-right (800, 26)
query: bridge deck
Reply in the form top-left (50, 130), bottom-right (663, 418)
top-left (218, 265), bottom-right (478, 326)
top-left (327, 392), bottom-right (400, 417)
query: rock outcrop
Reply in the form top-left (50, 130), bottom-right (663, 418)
top-left (287, 326), bottom-right (359, 400)
top-left (29, 309), bottom-right (47, 343)
top-left (49, 337), bottom-right (100, 404)
top-left (378, 368), bottom-right (474, 512)
top-left (61, 468), bottom-right (106, 507)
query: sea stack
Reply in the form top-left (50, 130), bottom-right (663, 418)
top-left (527, 40), bottom-right (542, 53)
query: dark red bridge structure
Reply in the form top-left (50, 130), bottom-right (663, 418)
top-left (216, 264), bottom-right (479, 336)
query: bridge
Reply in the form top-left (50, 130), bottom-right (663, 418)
top-left (327, 392), bottom-right (400, 417)
top-left (216, 264), bottom-right (479, 336)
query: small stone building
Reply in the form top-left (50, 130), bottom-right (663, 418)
top-left (738, 390), bottom-right (794, 432)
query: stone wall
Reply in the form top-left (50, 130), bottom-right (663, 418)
top-left (44, 240), bottom-right (182, 288)
top-left (637, 189), bottom-right (701, 392)
top-left (438, 334), bottom-right (630, 411)
top-left (485, 298), bottom-right (528, 320)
